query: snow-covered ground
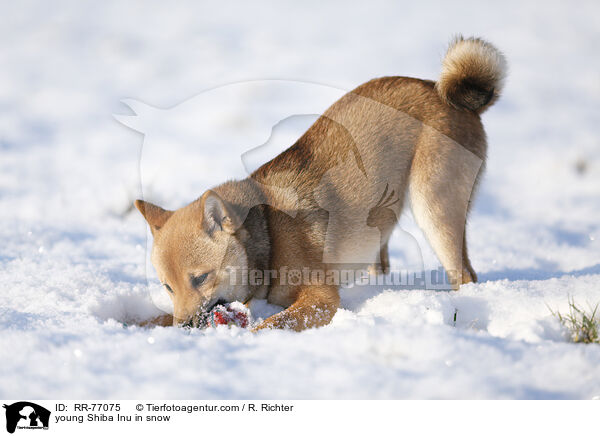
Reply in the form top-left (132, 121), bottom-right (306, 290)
top-left (1, 0), bottom-right (599, 399)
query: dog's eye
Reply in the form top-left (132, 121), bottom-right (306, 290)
top-left (191, 273), bottom-right (209, 288)
top-left (163, 283), bottom-right (174, 294)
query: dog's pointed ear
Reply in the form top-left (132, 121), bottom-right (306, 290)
top-left (201, 190), bottom-right (240, 235)
top-left (134, 199), bottom-right (174, 235)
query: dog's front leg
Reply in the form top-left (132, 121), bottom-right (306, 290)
top-left (253, 285), bottom-right (340, 332)
top-left (139, 313), bottom-right (174, 327)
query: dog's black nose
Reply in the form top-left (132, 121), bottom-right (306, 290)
top-left (206, 298), bottom-right (228, 314)
top-left (215, 298), bottom-right (228, 307)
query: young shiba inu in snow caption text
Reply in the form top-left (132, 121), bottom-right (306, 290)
top-left (135, 36), bottom-right (507, 331)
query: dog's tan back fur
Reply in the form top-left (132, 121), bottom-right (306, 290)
top-left (136, 36), bottom-right (507, 330)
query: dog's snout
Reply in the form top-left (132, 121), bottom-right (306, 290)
top-left (175, 309), bottom-right (213, 329)
top-left (172, 315), bottom-right (195, 328)
top-left (209, 298), bottom-right (228, 312)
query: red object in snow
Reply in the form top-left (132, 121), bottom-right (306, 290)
top-left (209, 303), bottom-right (249, 328)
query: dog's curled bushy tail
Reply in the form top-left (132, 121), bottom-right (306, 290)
top-left (436, 36), bottom-right (507, 113)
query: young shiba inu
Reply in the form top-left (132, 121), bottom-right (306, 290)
top-left (135, 36), bottom-right (507, 331)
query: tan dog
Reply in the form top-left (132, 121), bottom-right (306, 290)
top-left (135, 36), bottom-right (507, 331)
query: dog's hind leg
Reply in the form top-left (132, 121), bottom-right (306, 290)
top-left (369, 241), bottom-right (390, 275)
top-left (379, 241), bottom-right (390, 275)
top-left (409, 131), bottom-right (483, 289)
top-left (462, 229), bottom-right (477, 283)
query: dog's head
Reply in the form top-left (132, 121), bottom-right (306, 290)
top-left (135, 190), bottom-right (250, 327)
